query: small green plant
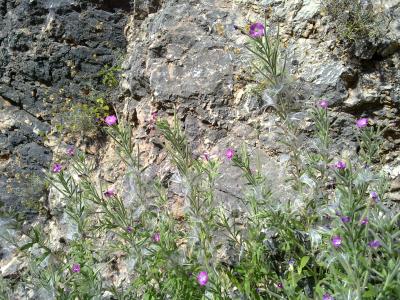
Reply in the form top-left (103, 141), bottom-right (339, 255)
top-left (52, 60), bottom-right (119, 139)
top-left (322, 0), bottom-right (387, 44)
top-left (98, 64), bottom-right (122, 88)
top-left (236, 21), bottom-right (286, 87)
top-left (0, 277), bottom-right (12, 300)
top-left (356, 118), bottom-right (385, 165)
top-left (54, 97), bottom-right (110, 138)
top-left (235, 20), bottom-right (303, 117)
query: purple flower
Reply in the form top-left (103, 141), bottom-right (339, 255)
top-left (318, 100), bottom-right (329, 109)
top-left (52, 163), bottom-right (62, 173)
top-left (151, 111), bottom-right (158, 121)
top-left (323, 293), bottom-right (334, 300)
top-left (341, 216), bottom-right (351, 223)
top-left (105, 115), bottom-right (117, 126)
top-left (360, 217), bottom-right (369, 225)
top-left (356, 118), bottom-right (369, 128)
top-left (276, 282), bottom-right (283, 289)
top-left (249, 22), bottom-right (265, 38)
top-left (153, 232), bottom-right (160, 243)
top-left (334, 160), bottom-right (346, 170)
top-left (368, 240), bottom-right (381, 249)
top-left (331, 236), bottom-right (342, 248)
top-left (66, 146), bottom-right (75, 156)
top-left (71, 263), bottom-right (80, 273)
top-left (104, 187), bottom-right (116, 198)
top-left (197, 271), bottom-right (208, 286)
top-left (370, 191), bottom-right (380, 202)
top-left (126, 226), bottom-right (133, 233)
top-left (288, 258), bottom-right (295, 271)
top-left (225, 148), bottom-right (235, 160)
top-left (203, 153), bottom-right (210, 161)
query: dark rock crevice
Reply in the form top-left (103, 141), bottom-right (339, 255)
top-left (0, 0), bottom-right (131, 212)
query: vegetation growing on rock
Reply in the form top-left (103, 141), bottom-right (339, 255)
top-left (1, 0), bottom-right (400, 299)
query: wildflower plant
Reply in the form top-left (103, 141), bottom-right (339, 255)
top-left (355, 118), bottom-right (385, 165)
top-left (236, 20), bottom-right (286, 87)
top-left (1, 17), bottom-right (399, 300)
top-left (54, 96), bottom-right (111, 138)
top-left (322, 0), bottom-right (387, 47)
top-left (0, 277), bottom-right (12, 300)
top-left (156, 114), bottom-right (221, 287)
top-left (2, 101), bottom-right (399, 298)
top-left (98, 64), bottom-right (122, 88)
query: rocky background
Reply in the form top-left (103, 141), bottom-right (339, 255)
top-left (1, 0), bottom-right (399, 296)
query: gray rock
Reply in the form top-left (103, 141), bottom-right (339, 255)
top-left (0, 0), bottom-right (128, 211)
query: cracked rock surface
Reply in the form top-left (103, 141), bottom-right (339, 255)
top-left (0, 0), bottom-right (128, 211)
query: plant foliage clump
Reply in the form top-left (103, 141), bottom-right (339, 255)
top-left (322, 0), bottom-right (387, 44)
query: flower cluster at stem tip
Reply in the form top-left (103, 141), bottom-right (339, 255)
top-left (104, 187), bottom-right (116, 198)
top-left (334, 160), bottom-right (346, 170)
top-left (225, 148), bottom-right (235, 160)
top-left (197, 271), bottom-right (208, 286)
top-left (356, 118), bottom-right (369, 128)
top-left (105, 115), bottom-right (117, 126)
top-left (331, 236), bottom-right (342, 248)
top-left (52, 163), bottom-right (62, 173)
top-left (341, 216), bottom-right (351, 223)
top-left (368, 240), bottom-right (381, 249)
top-left (361, 217), bottom-right (369, 225)
top-left (318, 100), bottom-right (329, 109)
top-left (153, 232), bottom-right (160, 243)
top-left (370, 191), bottom-right (380, 202)
top-left (249, 22), bottom-right (265, 38)
top-left (71, 264), bottom-right (80, 273)
top-left (66, 146), bottom-right (75, 156)
top-left (323, 293), bottom-right (334, 300)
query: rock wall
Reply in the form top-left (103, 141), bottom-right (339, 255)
top-left (0, 0), bottom-right (128, 211)
top-left (1, 0), bottom-right (400, 296)
top-left (1, 0), bottom-right (399, 216)
top-left (117, 0), bottom-right (400, 203)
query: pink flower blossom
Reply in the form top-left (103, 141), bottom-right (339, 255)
top-left (341, 216), bottom-right (351, 223)
top-left (370, 191), bottom-right (380, 202)
top-left (105, 115), bottom-right (117, 126)
top-left (66, 146), bottom-right (75, 156)
top-left (153, 232), bottom-right (160, 243)
top-left (249, 22), bottom-right (265, 38)
top-left (334, 160), bottom-right (346, 170)
top-left (104, 187), bottom-right (116, 198)
top-left (323, 293), bottom-right (334, 300)
top-left (318, 100), bottom-right (329, 109)
top-left (71, 263), bottom-right (80, 273)
top-left (368, 240), bottom-right (381, 249)
top-left (203, 153), bottom-right (210, 161)
top-left (331, 236), bottom-right (342, 248)
top-left (52, 163), bottom-right (62, 173)
top-left (197, 271), bottom-right (208, 286)
top-left (356, 118), bottom-right (369, 128)
top-left (225, 148), bottom-right (235, 160)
